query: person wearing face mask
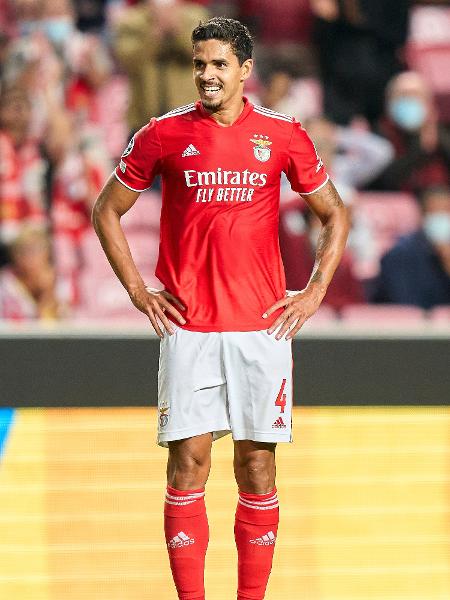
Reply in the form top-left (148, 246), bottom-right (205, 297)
top-left (12, 0), bottom-right (75, 50)
top-left (373, 186), bottom-right (450, 309)
top-left (280, 195), bottom-right (366, 311)
top-left (372, 71), bottom-right (450, 193)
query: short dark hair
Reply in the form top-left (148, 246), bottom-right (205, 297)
top-left (192, 17), bottom-right (253, 66)
top-left (419, 185), bottom-right (450, 210)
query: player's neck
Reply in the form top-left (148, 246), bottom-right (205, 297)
top-left (207, 98), bottom-right (245, 127)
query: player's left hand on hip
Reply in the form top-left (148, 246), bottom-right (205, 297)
top-left (263, 289), bottom-right (323, 340)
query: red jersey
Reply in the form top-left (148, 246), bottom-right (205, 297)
top-left (114, 98), bottom-right (328, 332)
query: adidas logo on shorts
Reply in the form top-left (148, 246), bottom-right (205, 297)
top-left (272, 417), bottom-right (286, 429)
top-left (167, 531), bottom-right (195, 548)
top-left (250, 531), bottom-right (276, 545)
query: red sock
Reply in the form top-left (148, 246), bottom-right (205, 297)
top-left (234, 488), bottom-right (279, 600)
top-left (164, 486), bottom-right (209, 600)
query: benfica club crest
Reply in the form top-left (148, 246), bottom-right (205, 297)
top-left (159, 404), bottom-right (170, 428)
top-left (250, 134), bottom-right (272, 162)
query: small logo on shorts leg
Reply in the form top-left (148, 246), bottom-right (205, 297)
top-left (159, 404), bottom-right (170, 428)
top-left (272, 417), bottom-right (286, 429)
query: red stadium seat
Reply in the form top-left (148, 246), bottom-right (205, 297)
top-left (406, 7), bottom-right (450, 121)
top-left (76, 214), bottom-right (161, 319)
top-left (340, 304), bottom-right (425, 328)
top-left (352, 192), bottom-right (421, 279)
top-left (121, 190), bottom-right (162, 232)
top-left (409, 6), bottom-right (450, 46)
top-left (355, 192), bottom-right (420, 240)
top-left (429, 305), bottom-right (450, 323)
top-left (97, 75), bottom-right (130, 158)
top-left (75, 272), bottom-right (144, 320)
top-left (302, 304), bottom-right (338, 330)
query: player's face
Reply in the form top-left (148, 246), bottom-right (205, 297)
top-left (193, 39), bottom-right (252, 112)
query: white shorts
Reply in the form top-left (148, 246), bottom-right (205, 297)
top-left (157, 325), bottom-right (293, 447)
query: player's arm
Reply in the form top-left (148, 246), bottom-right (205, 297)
top-left (264, 180), bottom-right (350, 339)
top-left (92, 175), bottom-right (186, 337)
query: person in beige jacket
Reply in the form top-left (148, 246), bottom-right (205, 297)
top-left (114, 0), bottom-right (209, 133)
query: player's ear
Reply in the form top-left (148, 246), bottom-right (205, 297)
top-left (240, 59), bottom-right (253, 82)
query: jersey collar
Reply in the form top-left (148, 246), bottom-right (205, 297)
top-left (195, 96), bottom-right (254, 128)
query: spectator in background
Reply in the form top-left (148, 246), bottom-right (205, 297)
top-left (311, 0), bottom-right (409, 126)
top-left (373, 186), bottom-right (450, 309)
top-left (0, 8), bottom-right (110, 301)
top-left (0, 227), bottom-right (66, 320)
top-left (6, 0), bottom-right (111, 129)
top-left (372, 71), bottom-right (450, 194)
top-left (0, 85), bottom-right (48, 266)
top-left (257, 68), bottom-right (322, 122)
top-left (259, 70), bottom-right (301, 118)
top-left (8, 0), bottom-right (45, 34)
top-left (65, 32), bottom-right (112, 125)
top-left (237, 0), bottom-right (317, 78)
top-left (0, 30), bottom-right (10, 78)
top-left (280, 207), bottom-right (365, 311)
top-left (279, 116), bottom-right (393, 283)
top-left (305, 115), bottom-right (394, 190)
top-left (74, 0), bottom-right (107, 33)
top-left (113, 0), bottom-right (208, 133)
top-left (48, 108), bottom-right (109, 308)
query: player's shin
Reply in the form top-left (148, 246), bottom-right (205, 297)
top-left (234, 488), bottom-right (279, 600)
top-left (164, 486), bottom-right (209, 600)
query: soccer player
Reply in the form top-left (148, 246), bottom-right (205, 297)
top-left (92, 17), bottom-right (349, 600)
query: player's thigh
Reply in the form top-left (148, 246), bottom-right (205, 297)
top-left (223, 331), bottom-right (293, 441)
top-left (158, 327), bottom-right (229, 444)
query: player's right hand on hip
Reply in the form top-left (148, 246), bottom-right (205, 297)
top-left (129, 286), bottom-right (186, 338)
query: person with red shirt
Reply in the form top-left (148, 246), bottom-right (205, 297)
top-left (0, 85), bottom-right (48, 265)
top-left (92, 17), bottom-right (349, 600)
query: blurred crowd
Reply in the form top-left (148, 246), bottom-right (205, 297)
top-left (0, 0), bottom-right (449, 323)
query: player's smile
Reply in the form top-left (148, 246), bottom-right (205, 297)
top-left (193, 39), bottom-right (252, 114)
top-left (200, 82), bottom-right (223, 101)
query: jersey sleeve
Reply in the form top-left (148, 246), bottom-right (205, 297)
top-left (284, 120), bottom-right (329, 195)
top-left (114, 118), bottom-right (162, 192)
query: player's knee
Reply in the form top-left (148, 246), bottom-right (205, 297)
top-left (236, 456), bottom-right (274, 492)
top-left (167, 450), bottom-right (211, 489)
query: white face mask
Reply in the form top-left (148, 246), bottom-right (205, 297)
top-left (423, 212), bottom-right (450, 244)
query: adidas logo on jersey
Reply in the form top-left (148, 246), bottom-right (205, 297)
top-left (272, 417), bottom-right (286, 429)
top-left (167, 531), bottom-right (195, 548)
top-left (182, 144), bottom-right (200, 157)
top-left (250, 531), bottom-right (276, 545)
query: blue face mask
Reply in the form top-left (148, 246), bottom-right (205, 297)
top-left (388, 97), bottom-right (426, 131)
top-left (43, 18), bottom-right (73, 46)
top-left (423, 212), bottom-right (450, 244)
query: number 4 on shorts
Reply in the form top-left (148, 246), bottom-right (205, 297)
top-left (275, 379), bottom-right (287, 413)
